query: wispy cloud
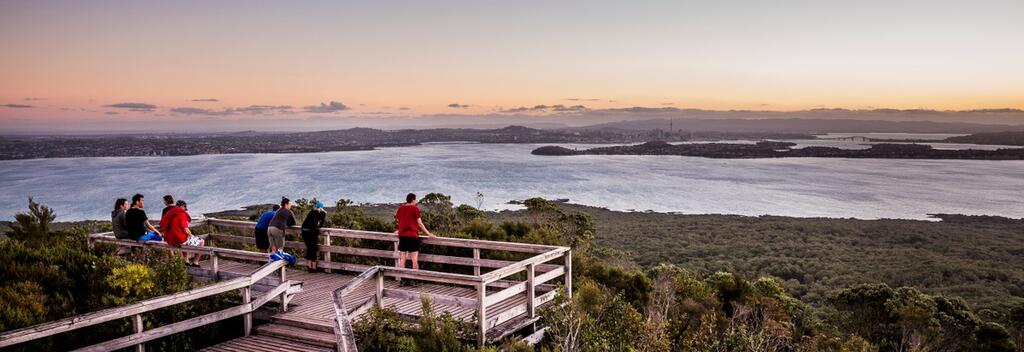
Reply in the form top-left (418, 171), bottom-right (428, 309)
top-left (104, 102), bottom-right (157, 112)
top-left (105, 111), bottom-right (119, 115)
top-left (447, 103), bottom-right (470, 108)
top-left (501, 107), bottom-right (530, 113)
top-left (191, 98), bottom-right (219, 102)
top-left (234, 105), bottom-right (294, 114)
top-left (170, 104), bottom-right (295, 116)
top-left (3, 103), bottom-right (34, 108)
top-left (566, 98), bottom-right (602, 102)
top-left (499, 104), bottom-right (588, 113)
top-left (603, 106), bottom-right (680, 113)
top-left (304, 101), bottom-right (350, 113)
top-left (170, 107), bottom-right (231, 116)
top-left (23, 97), bottom-right (46, 101)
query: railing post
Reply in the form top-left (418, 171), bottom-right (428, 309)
top-left (279, 265), bottom-right (289, 312)
top-left (472, 248), bottom-right (481, 276)
top-left (242, 287), bottom-right (252, 336)
top-left (565, 250), bottom-right (573, 299)
top-left (132, 314), bottom-right (144, 352)
top-left (375, 269), bottom-right (384, 306)
top-left (476, 282), bottom-right (487, 347)
top-left (393, 241), bottom-right (400, 282)
top-left (211, 253), bottom-right (219, 280)
top-left (323, 233), bottom-right (332, 273)
top-left (526, 263), bottom-right (536, 318)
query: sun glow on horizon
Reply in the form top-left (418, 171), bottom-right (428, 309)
top-left (1, 0), bottom-right (1022, 127)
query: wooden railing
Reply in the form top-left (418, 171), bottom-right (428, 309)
top-left (0, 234), bottom-right (301, 352)
top-left (205, 218), bottom-right (572, 351)
top-left (205, 218), bottom-right (562, 273)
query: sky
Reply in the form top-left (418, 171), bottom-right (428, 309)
top-left (1, 0), bottom-right (1022, 132)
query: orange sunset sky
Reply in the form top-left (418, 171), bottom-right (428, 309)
top-left (1, 0), bottom-right (1022, 130)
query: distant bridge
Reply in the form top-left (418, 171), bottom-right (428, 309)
top-left (0, 218), bottom-right (571, 352)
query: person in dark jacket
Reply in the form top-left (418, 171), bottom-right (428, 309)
top-left (161, 195), bottom-right (175, 217)
top-left (301, 201), bottom-right (327, 273)
top-left (111, 198), bottom-right (130, 239)
top-left (268, 198), bottom-right (296, 252)
top-left (254, 204), bottom-right (280, 253)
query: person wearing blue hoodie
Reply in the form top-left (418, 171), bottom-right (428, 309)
top-left (254, 204), bottom-right (280, 253)
top-left (301, 201), bottom-right (327, 273)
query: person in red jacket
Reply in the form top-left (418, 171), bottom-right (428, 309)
top-left (161, 200), bottom-right (204, 266)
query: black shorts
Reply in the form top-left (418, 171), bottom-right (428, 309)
top-left (254, 228), bottom-right (270, 250)
top-left (301, 228), bottom-right (320, 261)
top-left (398, 236), bottom-right (421, 252)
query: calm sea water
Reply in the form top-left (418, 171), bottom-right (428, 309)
top-left (1, 143), bottom-right (1022, 221)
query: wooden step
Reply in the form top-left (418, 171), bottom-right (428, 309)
top-left (255, 323), bottom-right (338, 348)
top-left (272, 314), bottom-right (336, 333)
top-left (202, 335), bottom-right (334, 352)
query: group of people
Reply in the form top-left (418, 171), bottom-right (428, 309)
top-left (110, 193), bottom-right (205, 265)
top-left (252, 193), bottom-right (435, 276)
top-left (111, 192), bottom-right (438, 278)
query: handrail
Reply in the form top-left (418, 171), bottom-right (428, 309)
top-left (0, 259), bottom-right (291, 350)
top-left (332, 267), bottom-right (382, 352)
top-left (480, 247), bottom-right (570, 283)
top-left (207, 218), bottom-right (561, 253)
top-left (330, 264), bottom-right (489, 352)
top-left (206, 232), bottom-right (563, 276)
top-left (89, 234), bottom-right (269, 263)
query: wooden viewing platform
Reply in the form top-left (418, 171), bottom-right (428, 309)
top-left (0, 217), bottom-right (572, 352)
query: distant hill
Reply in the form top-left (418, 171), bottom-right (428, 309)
top-left (575, 117), bottom-right (1021, 134)
top-left (944, 131), bottom-right (1024, 146)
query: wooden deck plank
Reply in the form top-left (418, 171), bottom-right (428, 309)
top-left (201, 334), bottom-right (333, 352)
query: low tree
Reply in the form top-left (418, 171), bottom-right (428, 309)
top-left (1009, 302), bottom-right (1024, 351)
top-left (7, 197), bottom-right (56, 244)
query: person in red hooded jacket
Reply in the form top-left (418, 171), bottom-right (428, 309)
top-left (161, 200), bottom-right (204, 266)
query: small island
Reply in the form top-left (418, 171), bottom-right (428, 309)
top-left (532, 141), bottom-right (1024, 160)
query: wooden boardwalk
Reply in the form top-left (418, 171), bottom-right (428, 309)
top-left (0, 218), bottom-right (570, 352)
top-left (200, 260), bottom-right (553, 351)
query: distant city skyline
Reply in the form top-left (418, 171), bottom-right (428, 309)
top-left (1, 0), bottom-right (1022, 131)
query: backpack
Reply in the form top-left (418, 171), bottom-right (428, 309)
top-left (269, 249), bottom-right (296, 266)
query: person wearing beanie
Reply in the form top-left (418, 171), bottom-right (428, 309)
top-left (300, 200), bottom-right (328, 273)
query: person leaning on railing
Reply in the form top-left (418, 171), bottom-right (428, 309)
top-left (268, 197), bottom-right (296, 253)
top-left (301, 201), bottom-right (327, 273)
top-left (394, 193), bottom-right (436, 286)
top-left (254, 204), bottom-right (280, 253)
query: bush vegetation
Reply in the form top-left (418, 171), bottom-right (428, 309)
top-left (349, 196), bottom-right (1023, 351)
top-left (6, 195), bottom-right (1024, 351)
top-left (0, 198), bottom-right (243, 351)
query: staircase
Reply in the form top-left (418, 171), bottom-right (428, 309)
top-left (257, 316), bottom-right (338, 348)
top-left (203, 316), bottom-right (338, 352)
